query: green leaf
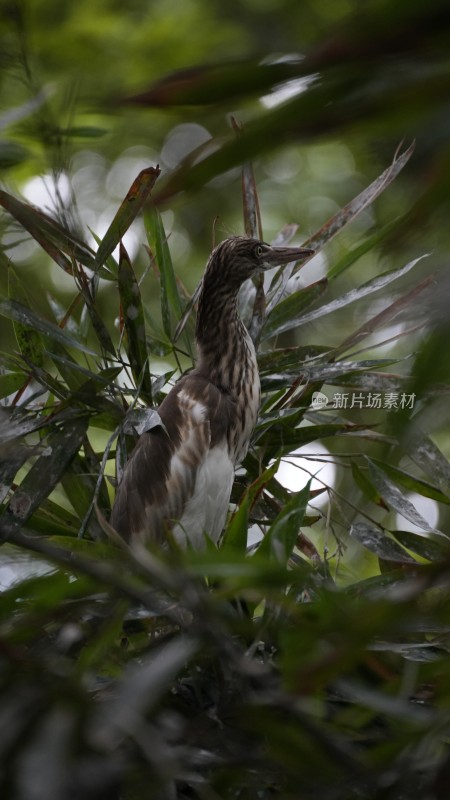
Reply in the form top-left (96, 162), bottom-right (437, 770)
top-left (350, 522), bottom-right (417, 563)
top-left (262, 279), bottom-right (328, 340)
top-left (47, 535), bottom-right (119, 560)
top-left (75, 276), bottom-right (116, 356)
top-left (146, 205), bottom-right (184, 340)
top-left (287, 255), bottom-right (428, 331)
top-left (27, 499), bottom-right (81, 537)
top-left (389, 529), bottom-right (450, 562)
top-left (0, 371), bottom-right (25, 399)
top-left (301, 358), bottom-right (399, 385)
top-left (0, 188), bottom-right (95, 272)
top-left (257, 480), bottom-right (311, 563)
top-left (8, 266), bottom-right (45, 366)
top-left (351, 462), bottom-right (387, 508)
top-left (62, 126), bottom-right (107, 138)
top-left (222, 460), bottom-right (280, 554)
top-left (255, 422), bottom-right (352, 454)
top-left (408, 433), bottom-right (450, 499)
top-left (61, 451), bottom-right (109, 536)
top-left (2, 416), bottom-right (89, 537)
top-left (123, 60), bottom-right (303, 107)
top-left (222, 495), bottom-right (249, 555)
top-left (239, 152), bottom-right (262, 240)
top-left (328, 216), bottom-right (407, 281)
top-left (258, 345), bottom-right (331, 377)
top-left (0, 569), bottom-right (94, 617)
top-left (0, 443), bottom-right (29, 503)
top-left (95, 166), bottom-right (161, 269)
top-left (0, 140), bottom-right (30, 168)
top-left (299, 144), bottom-right (415, 272)
top-left (0, 297), bottom-right (98, 356)
top-left (49, 349), bottom-right (121, 394)
top-left (118, 243), bottom-right (152, 403)
top-left (150, 79), bottom-right (415, 204)
top-left (365, 458), bottom-right (444, 534)
top-left (335, 273), bottom-right (434, 357)
top-left (370, 458), bottom-right (450, 506)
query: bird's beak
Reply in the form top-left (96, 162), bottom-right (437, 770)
top-left (262, 245), bottom-right (314, 269)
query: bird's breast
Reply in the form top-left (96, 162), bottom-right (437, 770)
top-left (227, 333), bottom-right (261, 464)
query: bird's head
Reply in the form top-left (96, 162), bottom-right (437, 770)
top-left (206, 236), bottom-right (314, 289)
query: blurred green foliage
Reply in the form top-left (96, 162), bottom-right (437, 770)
top-left (1, 0), bottom-right (450, 798)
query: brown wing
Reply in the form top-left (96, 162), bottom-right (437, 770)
top-left (110, 375), bottom-right (234, 546)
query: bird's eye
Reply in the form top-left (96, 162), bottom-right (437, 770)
top-left (255, 245), bottom-right (264, 257)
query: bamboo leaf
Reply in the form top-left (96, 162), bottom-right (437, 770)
top-left (0, 372), bottom-right (26, 399)
top-left (304, 359), bottom-right (400, 385)
top-left (0, 188), bottom-right (95, 271)
top-left (95, 166), bottom-right (160, 269)
top-left (27, 499), bottom-right (81, 537)
top-left (327, 216), bottom-right (404, 280)
top-left (257, 480), bottom-right (311, 564)
top-left (255, 422), bottom-right (354, 452)
top-left (370, 458), bottom-right (450, 506)
top-left (76, 284), bottom-right (116, 356)
top-left (408, 433), bottom-right (450, 498)
top-left (150, 74), bottom-right (416, 204)
top-left (365, 458), bottom-right (443, 534)
top-left (1, 416), bottom-right (89, 538)
top-left (222, 460), bottom-right (280, 554)
top-left (122, 60), bottom-right (303, 107)
top-left (351, 463), bottom-right (388, 508)
top-left (237, 142), bottom-right (262, 240)
top-left (8, 266), bottom-right (45, 366)
top-left (0, 445), bottom-right (29, 503)
top-left (335, 274), bottom-right (435, 356)
top-left (118, 243), bottom-right (152, 403)
top-left (262, 279), bottom-right (328, 340)
top-left (272, 255), bottom-right (428, 335)
top-left (336, 371), bottom-right (403, 393)
top-left (258, 345), bottom-right (331, 377)
top-left (0, 140), bottom-right (30, 168)
top-left (0, 570), bottom-right (95, 617)
top-left (389, 529), bottom-right (450, 562)
top-left (222, 496), bottom-right (249, 555)
top-left (61, 453), bottom-right (106, 532)
top-left (49, 350), bottom-right (121, 393)
top-left (265, 224), bottom-right (302, 308)
top-left (146, 205), bottom-right (184, 339)
top-left (297, 143), bottom-right (415, 269)
top-left (0, 297), bottom-right (98, 356)
top-left (350, 522), bottom-right (417, 563)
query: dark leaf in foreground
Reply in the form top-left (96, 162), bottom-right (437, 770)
top-left (1, 417), bottom-right (88, 539)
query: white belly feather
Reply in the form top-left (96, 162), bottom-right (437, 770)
top-left (172, 442), bottom-right (234, 549)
